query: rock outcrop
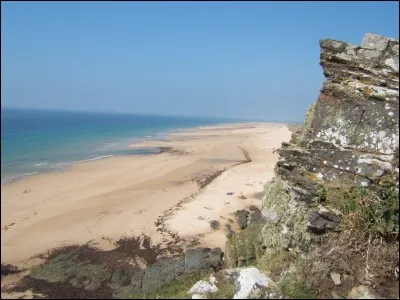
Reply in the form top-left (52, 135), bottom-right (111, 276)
top-left (258, 32), bottom-right (399, 253)
top-left (27, 245), bottom-right (223, 298)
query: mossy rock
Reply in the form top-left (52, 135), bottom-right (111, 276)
top-left (224, 223), bottom-right (264, 268)
top-left (258, 177), bottom-right (314, 253)
top-left (30, 259), bottom-right (110, 291)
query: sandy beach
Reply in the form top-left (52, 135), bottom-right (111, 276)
top-left (1, 123), bottom-right (291, 270)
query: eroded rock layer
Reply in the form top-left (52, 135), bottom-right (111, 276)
top-left (259, 33), bottom-right (399, 253)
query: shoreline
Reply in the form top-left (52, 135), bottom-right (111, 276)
top-left (1, 122), bottom-right (291, 270)
top-left (1, 121), bottom-right (282, 186)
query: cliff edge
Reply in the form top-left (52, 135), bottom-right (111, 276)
top-left (259, 32), bottom-right (398, 251)
top-left (224, 33), bottom-right (398, 299)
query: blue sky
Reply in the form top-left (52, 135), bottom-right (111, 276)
top-left (1, 1), bottom-right (399, 121)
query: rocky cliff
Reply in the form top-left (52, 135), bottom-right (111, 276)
top-left (221, 33), bottom-right (398, 298)
top-left (257, 33), bottom-right (399, 254)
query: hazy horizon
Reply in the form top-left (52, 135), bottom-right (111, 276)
top-left (2, 106), bottom-right (308, 124)
top-left (2, 1), bottom-right (399, 122)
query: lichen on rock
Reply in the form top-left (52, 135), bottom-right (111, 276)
top-left (258, 177), bottom-right (314, 253)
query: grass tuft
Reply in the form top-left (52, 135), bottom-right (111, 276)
top-left (130, 273), bottom-right (203, 299)
top-left (279, 272), bottom-right (318, 299)
top-left (325, 181), bottom-right (399, 241)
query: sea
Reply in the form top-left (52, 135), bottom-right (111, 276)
top-left (1, 108), bottom-right (245, 184)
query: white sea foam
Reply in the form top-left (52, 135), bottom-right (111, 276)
top-left (78, 155), bottom-right (114, 163)
top-left (2, 171), bottom-right (44, 185)
top-left (24, 172), bottom-right (39, 176)
top-left (34, 162), bottom-right (48, 167)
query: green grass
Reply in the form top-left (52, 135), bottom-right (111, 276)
top-left (257, 250), bottom-right (296, 276)
top-left (325, 179), bottom-right (399, 241)
top-left (226, 223), bottom-right (263, 267)
top-left (276, 257), bottom-right (320, 299)
top-left (209, 271), bottom-right (236, 299)
top-left (279, 273), bottom-right (317, 299)
top-left (129, 271), bottom-right (237, 299)
top-left (129, 273), bottom-right (203, 299)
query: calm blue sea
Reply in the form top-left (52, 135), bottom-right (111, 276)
top-left (1, 108), bottom-right (242, 183)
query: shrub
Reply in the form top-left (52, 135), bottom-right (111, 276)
top-left (210, 220), bottom-right (220, 230)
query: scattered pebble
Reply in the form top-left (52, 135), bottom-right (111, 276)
top-left (3, 222), bottom-right (16, 231)
top-left (330, 272), bottom-right (341, 285)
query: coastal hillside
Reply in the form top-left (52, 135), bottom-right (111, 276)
top-left (2, 33), bottom-right (398, 299)
top-left (225, 32), bottom-right (399, 298)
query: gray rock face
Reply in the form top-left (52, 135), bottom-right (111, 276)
top-left (307, 210), bottom-right (340, 234)
top-left (361, 33), bottom-right (392, 52)
top-left (118, 247), bottom-right (223, 295)
top-left (259, 33), bottom-right (399, 253)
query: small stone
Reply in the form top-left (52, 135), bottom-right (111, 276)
top-left (188, 280), bottom-right (218, 295)
top-left (307, 210), bottom-right (340, 234)
top-left (348, 285), bottom-right (379, 299)
top-left (332, 291), bottom-right (345, 299)
top-left (232, 267), bottom-right (275, 299)
top-left (361, 33), bottom-right (390, 51)
top-left (262, 208), bottom-right (280, 224)
top-left (209, 275), bottom-right (217, 284)
top-left (192, 294), bottom-right (207, 299)
top-left (330, 272), bottom-right (341, 285)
